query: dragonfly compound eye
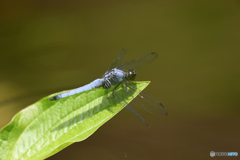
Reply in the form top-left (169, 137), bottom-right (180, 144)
top-left (127, 69), bottom-right (137, 81)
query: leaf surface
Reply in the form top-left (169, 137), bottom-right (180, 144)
top-left (0, 81), bottom-right (150, 160)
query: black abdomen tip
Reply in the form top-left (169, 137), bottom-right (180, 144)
top-left (49, 96), bottom-right (57, 101)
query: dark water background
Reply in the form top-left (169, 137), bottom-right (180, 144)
top-left (0, 1), bottom-right (240, 159)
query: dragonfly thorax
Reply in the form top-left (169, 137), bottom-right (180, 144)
top-left (101, 68), bottom-right (136, 89)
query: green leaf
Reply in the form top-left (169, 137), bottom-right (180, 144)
top-left (0, 81), bottom-right (150, 160)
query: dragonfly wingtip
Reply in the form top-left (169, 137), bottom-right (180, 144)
top-left (146, 122), bottom-right (150, 127)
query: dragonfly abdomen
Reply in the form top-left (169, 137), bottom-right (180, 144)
top-left (49, 78), bottom-right (104, 100)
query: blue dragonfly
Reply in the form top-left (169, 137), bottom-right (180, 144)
top-left (49, 48), bottom-right (167, 125)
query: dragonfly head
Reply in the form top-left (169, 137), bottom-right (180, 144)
top-left (126, 69), bottom-right (136, 81)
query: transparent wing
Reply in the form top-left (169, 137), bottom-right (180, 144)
top-left (110, 73), bottom-right (167, 116)
top-left (108, 75), bottom-right (148, 125)
top-left (109, 86), bottom-right (149, 126)
top-left (117, 52), bottom-right (157, 71)
top-left (125, 81), bottom-right (168, 116)
top-left (106, 48), bottom-right (126, 72)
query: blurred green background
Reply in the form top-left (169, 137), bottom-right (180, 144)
top-left (1, 0), bottom-right (240, 159)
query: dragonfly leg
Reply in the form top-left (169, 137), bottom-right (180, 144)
top-left (107, 83), bottom-right (120, 99)
top-left (123, 82), bottom-right (134, 98)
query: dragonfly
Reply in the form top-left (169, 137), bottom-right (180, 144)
top-left (49, 48), bottom-right (168, 126)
